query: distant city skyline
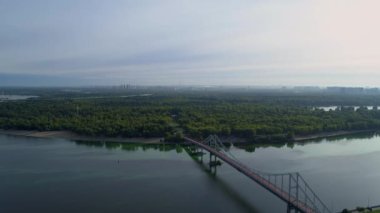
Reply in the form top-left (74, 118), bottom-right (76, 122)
top-left (1, 0), bottom-right (380, 86)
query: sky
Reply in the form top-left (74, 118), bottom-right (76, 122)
top-left (1, 0), bottom-right (380, 87)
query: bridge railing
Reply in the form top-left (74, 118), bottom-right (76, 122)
top-left (256, 172), bottom-right (331, 213)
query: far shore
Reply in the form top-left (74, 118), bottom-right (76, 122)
top-left (0, 129), bottom-right (376, 144)
top-left (293, 130), bottom-right (375, 142)
top-left (0, 129), bottom-right (163, 144)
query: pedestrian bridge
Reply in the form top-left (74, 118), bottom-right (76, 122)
top-left (184, 135), bottom-right (331, 213)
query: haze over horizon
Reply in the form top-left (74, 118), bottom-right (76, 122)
top-left (1, 0), bottom-right (380, 87)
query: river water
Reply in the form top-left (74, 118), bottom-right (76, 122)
top-left (1, 133), bottom-right (380, 213)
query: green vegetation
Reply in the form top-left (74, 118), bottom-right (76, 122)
top-left (2, 88), bottom-right (380, 143)
top-left (341, 207), bottom-right (380, 213)
top-left (178, 104), bottom-right (380, 140)
top-left (0, 99), bottom-right (173, 137)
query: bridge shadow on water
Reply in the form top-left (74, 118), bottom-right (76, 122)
top-left (184, 146), bottom-right (260, 213)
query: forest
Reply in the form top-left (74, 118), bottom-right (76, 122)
top-left (1, 87), bottom-right (380, 143)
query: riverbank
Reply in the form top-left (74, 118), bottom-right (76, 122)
top-left (293, 130), bottom-right (375, 142)
top-left (0, 130), bottom-right (163, 144)
top-left (0, 129), bottom-right (376, 145)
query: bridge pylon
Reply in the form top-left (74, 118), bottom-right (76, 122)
top-left (202, 135), bottom-right (224, 174)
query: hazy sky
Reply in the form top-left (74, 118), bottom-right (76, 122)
top-left (1, 0), bottom-right (380, 86)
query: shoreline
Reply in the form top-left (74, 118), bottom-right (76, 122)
top-left (0, 129), bottom-right (376, 144)
top-left (0, 129), bottom-right (163, 144)
top-left (293, 130), bottom-right (375, 142)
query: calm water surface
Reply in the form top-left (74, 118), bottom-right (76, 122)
top-left (0, 95), bottom-right (37, 101)
top-left (314, 106), bottom-right (375, 111)
top-left (1, 133), bottom-right (380, 213)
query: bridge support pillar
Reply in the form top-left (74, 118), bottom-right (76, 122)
top-left (287, 204), bottom-right (301, 213)
top-left (208, 153), bottom-right (219, 175)
top-left (287, 204), bottom-right (293, 213)
top-left (200, 148), bottom-right (203, 163)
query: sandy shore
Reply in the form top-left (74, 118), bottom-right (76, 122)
top-left (0, 129), bottom-right (163, 144)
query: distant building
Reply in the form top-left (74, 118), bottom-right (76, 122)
top-left (325, 87), bottom-right (380, 95)
top-left (326, 87), bottom-right (364, 94)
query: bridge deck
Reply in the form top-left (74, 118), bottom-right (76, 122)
top-left (184, 137), bottom-right (315, 213)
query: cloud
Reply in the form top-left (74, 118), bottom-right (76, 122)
top-left (0, 0), bottom-right (379, 86)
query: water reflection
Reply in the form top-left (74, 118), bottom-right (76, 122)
top-left (74, 131), bottom-right (379, 154)
top-left (71, 132), bottom-right (380, 212)
top-left (234, 143), bottom-right (291, 153)
top-left (73, 139), bottom-right (283, 154)
top-left (235, 132), bottom-right (379, 152)
top-left (74, 140), bottom-right (185, 153)
top-left (73, 140), bottom-right (261, 213)
top-left (183, 146), bottom-right (259, 213)
top-left (2, 132), bottom-right (380, 212)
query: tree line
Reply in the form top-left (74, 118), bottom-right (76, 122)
top-left (1, 95), bottom-right (380, 143)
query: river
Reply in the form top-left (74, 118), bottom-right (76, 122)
top-left (1, 133), bottom-right (380, 213)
